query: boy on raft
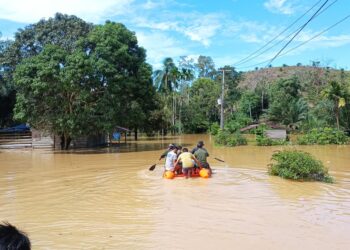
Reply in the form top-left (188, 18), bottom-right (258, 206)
top-left (174, 148), bottom-right (201, 178)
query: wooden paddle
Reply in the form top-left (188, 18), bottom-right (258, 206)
top-left (214, 157), bottom-right (225, 162)
top-left (149, 163), bottom-right (157, 171)
top-left (149, 159), bottom-right (161, 171)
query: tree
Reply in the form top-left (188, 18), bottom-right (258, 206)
top-left (195, 55), bottom-right (216, 79)
top-left (0, 13), bottom-right (93, 127)
top-left (0, 39), bottom-right (15, 127)
top-left (322, 81), bottom-right (347, 129)
top-left (153, 57), bottom-right (181, 134)
top-left (268, 77), bottom-right (307, 127)
top-left (153, 57), bottom-right (179, 93)
top-left (239, 91), bottom-right (261, 120)
top-left (14, 21), bottom-right (155, 148)
top-left (182, 78), bottom-right (220, 132)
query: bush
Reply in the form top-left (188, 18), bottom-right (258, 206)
top-left (297, 127), bottom-right (349, 145)
top-left (225, 112), bottom-right (252, 133)
top-left (209, 122), bottom-right (220, 135)
top-left (256, 137), bottom-right (286, 146)
top-left (268, 150), bottom-right (333, 183)
top-left (215, 130), bottom-right (247, 146)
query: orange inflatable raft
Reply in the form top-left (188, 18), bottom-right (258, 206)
top-left (164, 168), bottom-right (211, 179)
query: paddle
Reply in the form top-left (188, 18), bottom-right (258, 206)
top-left (149, 159), bottom-right (161, 171)
top-left (214, 157), bottom-right (225, 163)
top-left (149, 163), bottom-right (157, 171)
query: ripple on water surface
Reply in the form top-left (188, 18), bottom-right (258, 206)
top-left (0, 141), bottom-right (350, 249)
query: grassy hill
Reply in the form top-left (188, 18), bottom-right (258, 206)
top-left (239, 66), bottom-right (349, 89)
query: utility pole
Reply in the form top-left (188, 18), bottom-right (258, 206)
top-left (219, 69), bottom-right (231, 130)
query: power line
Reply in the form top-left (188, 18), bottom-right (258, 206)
top-left (236, 13), bottom-right (350, 70)
top-left (266, 0), bottom-right (330, 67)
top-left (233, 0), bottom-right (323, 66)
top-left (234, 0), bottom-right (338, 67)
top-left (280, 14), bottom-right (350, 58)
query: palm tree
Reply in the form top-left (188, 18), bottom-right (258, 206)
top-left (177, 68), bottom-right (194, 133)
top-left (322, 81), bottom-right (347, 129)
top-left (153, 58), bottom-right (179, 93)
top-left (153, 58), bottom-right (180, 134)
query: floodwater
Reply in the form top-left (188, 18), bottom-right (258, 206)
top-left (0, 134), bottom-right (349, 250)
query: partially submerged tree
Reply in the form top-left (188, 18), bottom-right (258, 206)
top-left (0, 13), bottom-right (93, 128)
top-left (14, 21), bottom-right (155, 149)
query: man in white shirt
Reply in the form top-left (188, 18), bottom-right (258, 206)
top-left (164, 145), bottom-right (178, 172)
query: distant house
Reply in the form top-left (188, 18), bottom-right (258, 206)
top-left (0, 124), bottom-right (132, 149)
top-left (265, 129), bottom-right (287, 140)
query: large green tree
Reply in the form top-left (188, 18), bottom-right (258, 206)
top-left (268, 77), bottom-right (307, 128)
top-left (0, 13), bottom-right (93, 128)
top-left (0, 39), bottom-right (15, 127)
top-left (14, 21), bottom-right (155, 148)
top-left (182, 78), bottom-right (220, 132)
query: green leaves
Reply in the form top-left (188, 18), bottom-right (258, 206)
top-left (12, 20), bottom-right (155, 146)
top-left (268, 77), bottom-right (307, 127)
top-left (269, 150), bottom-right (333, 183)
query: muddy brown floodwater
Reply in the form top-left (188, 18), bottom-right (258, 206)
top-left (0, 134), bottom-right (349, 249)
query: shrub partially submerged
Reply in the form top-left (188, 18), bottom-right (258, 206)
top-left (214, 130), bottom-right (247, 146)
top-left (297, 127), bottom-right (348, 145)
top-left (268, 150), bottom-right (333, 183)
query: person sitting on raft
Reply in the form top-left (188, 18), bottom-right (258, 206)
top-left (192, 141), bottom-right (212, 174)
top-left (174, 148), bottom-right (200, 178)
top-left (164, 145), bottom-right (180, 174)
top-left (159, 143), bottom-right (176, 161)
top-left (175, 145), bottom-right (183, 174)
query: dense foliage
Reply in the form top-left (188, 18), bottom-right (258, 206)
top-left (268, 150), bottom-right (333, 183)
top-left (0, 14), bottom-right (93, 128)
top-left (297, 127), bottom-right (348, 145)
top-left (1, 13), bottom-right (350, 148)
top-left (12, 18), bottom-right (156, 148)
top-left (267, 77), bottom-right (307, 128)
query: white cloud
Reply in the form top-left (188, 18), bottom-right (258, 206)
top-left (264, 0), bottom-right (294, 15)
top-left (136, 31), bottom-right (189, 69)
top-left (0, 0), bottom-right (134, 23)
top-left (132, 13), bottom-right (222, 47)
top-left (181, 15), bottom-right (221, 46)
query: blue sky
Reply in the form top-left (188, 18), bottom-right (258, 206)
top-left (0, 0), bottom-right (349, 71)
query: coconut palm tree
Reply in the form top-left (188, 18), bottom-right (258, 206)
top-left (153, 58), bottom-right (181, 134)
top-left (322, 81), bottom-right (347, 129)
top-left (153, 57), bottom-right (179, 93)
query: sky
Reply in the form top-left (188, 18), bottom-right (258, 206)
top-left (0, 0), bottom-right (349, 71)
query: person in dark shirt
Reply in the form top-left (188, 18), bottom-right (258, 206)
top-left (192, 141), bottom-right (212, 174)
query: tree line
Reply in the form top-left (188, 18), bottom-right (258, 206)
top-left (1, 13), bottom-right (349, 149)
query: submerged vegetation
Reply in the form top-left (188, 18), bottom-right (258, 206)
top-left (214, 130), bottom-right (247, 146)
top-left (297, 127), bottom-right (348, 145)
top-left (268, 150), bottom-right (333, 183)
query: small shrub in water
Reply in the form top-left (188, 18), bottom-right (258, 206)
top-left (215, 130), bottom-right (247, 147)
top-left (268, 150), bottom-right (333, 183)
top-left (209, 122), bottom-right (220, 135)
